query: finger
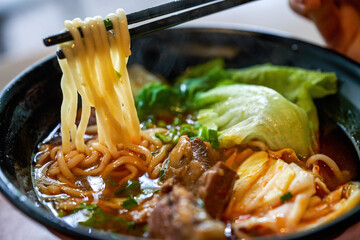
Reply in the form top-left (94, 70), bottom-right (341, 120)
top-left (289, 0), bottom-right (322, 18)
top-left (338, 4), bottom-right (360, 54)
top-left (346, 33), bottom-right (360, 63)
top-left (308, 1), bottom-right (342, 49)
top-left (311, 2), bottom-right (359, 54)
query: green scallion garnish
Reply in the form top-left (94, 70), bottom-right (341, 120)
top-left (155, 133), bottom-right (172, 143)
top-left (208, 129), bottom-right (220, 149)
top-left (280, 192), bottom-right (293, 203)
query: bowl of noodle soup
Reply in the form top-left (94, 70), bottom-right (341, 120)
top-left (0, 24), bottom-right (360, 240)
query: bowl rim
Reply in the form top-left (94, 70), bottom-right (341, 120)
top-left (0, 26), bottom-right (359, 240)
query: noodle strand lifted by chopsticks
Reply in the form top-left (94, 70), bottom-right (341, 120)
top-left (59, 9), bottom-right (140, 157)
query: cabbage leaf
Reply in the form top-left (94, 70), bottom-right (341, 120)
top-left (227, 64), bottom-right (337, 138)
top-left (195, 84), bottom-right (315, 156)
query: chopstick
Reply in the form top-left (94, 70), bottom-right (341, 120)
top-left (43, 0), bottom-right (220, 47)
top-left (44, 0), bottom-right (257, 59)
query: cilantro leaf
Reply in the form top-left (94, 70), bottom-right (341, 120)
top-left (280, 192), bottom-right (293, 203)
top-left (115, 180), bottom-right (141, 197)
top-left (122, 197), bottom-right (138, 210)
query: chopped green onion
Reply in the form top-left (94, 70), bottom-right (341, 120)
top-left (193, 121), bottom-right (202, 129)
top-left (52, 195), bottom-right (69, 201)
top-left (208, 129), bottom-right (220, 149)
top-left (73, 202), bottom-right (98, 212)
top-left (172, 117), bottom-right (182, 125)
top-left (280, 192), bottom-right (293, 203)
top-left (115, 70), bottom-right (121, 78)
top-left (172, 134), bottom-right (180, 144)
top-left (197, 126), bottom-right (208, 141)
top-left (122, 197), bottom-right (138, 209)
top-left (144, 121), bottom-right (153, 129)
top-left (155, 133), bottom-right (172, 143)
top-left (108, 180), bottom-right (119, 186)
top-left (104, 18), bottom-right (113, 28)
top-left (57, 210), bottom-right (65, 217)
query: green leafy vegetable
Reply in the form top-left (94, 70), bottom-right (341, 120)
top-left (280, 192), bottom-right (293, 203)
top-left (135, 82), bottom-right (182, 121)
top-left (122, 197), bottom-right (138, 210)
top-left (176, 59), bottom-right (228, 107)
top-left (176, 58), bottom-right (225, 83)
top-left (195, 84), bottom-right (314, 156)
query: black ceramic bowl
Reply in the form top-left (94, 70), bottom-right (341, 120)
top-left (0, 28), bottom-right (359, 240)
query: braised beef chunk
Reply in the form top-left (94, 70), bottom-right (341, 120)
top-left (165, 136), bottom-right (219, 189)
top-left (191, 138), bottom-right (218, 169)
top-left (148, 185), bottom-right (226, 240)
top-left (197, 161), bottom-right (238, 219)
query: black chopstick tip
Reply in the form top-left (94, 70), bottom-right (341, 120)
top-left (43, 37), bottom-right (53, 46)
top-left (57, 49), bottom-right (65, 59)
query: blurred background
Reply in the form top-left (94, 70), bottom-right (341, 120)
top-left (0, 0), bottom-right (324, 239)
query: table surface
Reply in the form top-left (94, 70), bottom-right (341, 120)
top-left (0, 1), bottom-right (358, 240)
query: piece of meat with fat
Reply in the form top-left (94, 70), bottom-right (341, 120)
top-left (164, 136), bottom-right (238, 219)
top-left (148, 184), bottom-right (226, 240)
top-left (197, 161), bottom-right (238, 219)
top-left (164, 136), bottom-right (218, 189)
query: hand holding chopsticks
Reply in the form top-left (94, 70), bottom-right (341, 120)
top-left (43, 0), bottom-right (257, 59)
